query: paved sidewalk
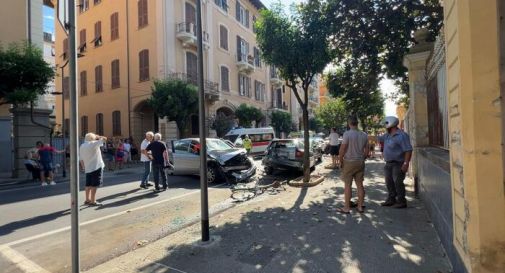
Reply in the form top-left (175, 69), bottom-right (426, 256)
top-left (86, 160), bottom-right (453, 273)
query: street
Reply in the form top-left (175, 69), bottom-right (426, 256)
top-left (0, 162), bottom-right (253, 272)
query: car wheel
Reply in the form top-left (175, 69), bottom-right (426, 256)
top-left (207, 165), bottom-right (218, 184)
top-left (264, 166), bottom-right (274, 175)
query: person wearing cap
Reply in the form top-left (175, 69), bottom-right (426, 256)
top-left (380, 116), bottom-right (413, 208)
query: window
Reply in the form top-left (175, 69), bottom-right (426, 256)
top-left (95, 65), bottom-right (103, 92)
top-left (80, 71), bottom-right (87, 96)
top-left (186, 52), bottom-right (198, 83)
top-left (139, 49), bottom-right (150, 81)
top-left (219, 25), bottom-right (228, 50)
top-left (79, 0), bottom-right (89, 13)
top-left (253, 15), bottom-right (257, 32)
top-left (238, 74), bottom-right (250, 97)
top-left (93, 21), bottom-right (102, 47)
top-left (254, 47), bottom-right (261, 67)
top-left (96, 113), bottom-right (104, 135)
top-left (220, 66), bottom-right (229, 92)
top-left (110, 12), bottom-right (119, 40)
top-left (63, 76), bottom-right (69, 99)
top-left (138, 0), bottom-right (148, 28)
top-left (79, 29), bottom-right (86, 53)
top-left (64, 118), bottom-right (70, 136)
top-left (174, 140), bottom-right (191, 153)
top-left (254, 80), bottom-right (265, 101)
top-left (112, 111), bottom-right (121, 136)
top-left (94, 0), bottom-right (101, 5)
top-left (111, 59), bottom-right (120, 88)
top-left (235, 1), bottom-right (249, 27)
top-left (215, 0), bottom-right (228, 12)
top-left (81, 116), bottom-right (88, 137)
top-left (62, 38), bottom-right (68, 60)
top-left (236, 36), bottom-right (249, 62)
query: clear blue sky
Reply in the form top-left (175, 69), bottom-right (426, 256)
top-left (43, 5), bottom-right (54, 34)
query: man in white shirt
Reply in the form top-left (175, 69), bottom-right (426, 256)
top-left (140, 131), bottom-right (154, 189)
top-left (79, 133), bottom-right (106, 206)
top-left (329, 128), bottom-right (340, 168)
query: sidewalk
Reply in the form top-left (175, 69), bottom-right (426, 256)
top-left (85, 160), bottom-right (453, 273)
top-left (0, 164), bottom-right (145, 191)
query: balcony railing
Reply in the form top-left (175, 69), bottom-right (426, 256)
top-left (236, 53), bottom-right (255, 74)
top-left (168, 72), bottom-right (219, 101)
top-left (176, 22), bottom-right (209, 48)
top-left (270, 68), bottom-right (283, 87)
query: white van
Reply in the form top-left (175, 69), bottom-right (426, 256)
top-left (223, 127), bottom-right (275, 155)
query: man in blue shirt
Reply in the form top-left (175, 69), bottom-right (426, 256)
top-left (380, 116), bottom-right (413, 208)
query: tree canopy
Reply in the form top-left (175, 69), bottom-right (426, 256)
top-left (148, 79), bottom-right (198, 138)
top-left (0, 42), bottom-right (55, 106)
top-left (314, 97), bottom-right (347, 132)
top-left (235, 104), bottom-right (264, 128)
top-left (270, 110), bottom-right (292, 137)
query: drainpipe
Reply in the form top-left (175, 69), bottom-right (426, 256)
top-left (27, 0), bottom-right (32, 44)
top-left (126, 0), bottom-right (132, 137)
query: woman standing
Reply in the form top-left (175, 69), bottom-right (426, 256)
top-left (115, 138), bottom-right (125, 170)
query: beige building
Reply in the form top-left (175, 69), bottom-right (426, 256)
top-left (54, 0), bottom-right (297, 142)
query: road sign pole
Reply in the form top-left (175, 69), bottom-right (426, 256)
top-left (196, 0), bottom-right (210, 242)
top-left (68, 0), bottom-right (80, 271)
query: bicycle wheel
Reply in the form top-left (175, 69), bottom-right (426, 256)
top-left (231, 189), bottom-right (255, 202)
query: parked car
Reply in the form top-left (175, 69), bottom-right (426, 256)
top-left (310, 137), bottom-right (325, 163)
top-left (167, 138), bottom-right (256, 183)
top-left (262, 139), bottom-right (316, 175)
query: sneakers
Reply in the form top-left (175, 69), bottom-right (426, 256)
top-left (380, 199), bottom-right (396, 207)
top-left (41, 182), bottom-right (48, 186)
top-left (49, 181), bottom-right (56, 185)
top-left (139, 184), bottom-right (148, 189)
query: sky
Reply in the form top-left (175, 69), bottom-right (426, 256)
top-left (43, 5), bottom-right (55, 35)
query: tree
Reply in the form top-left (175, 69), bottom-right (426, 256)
top-left (309, 117), bottom-right (322, 133)
top-left (256, 1), bottom-right (332, 183)
top-left (325, 0), bottom-right (443, 101)
top-left (211, 112), bottom-right (235, 138)
top-left (0, 42), bottom-right (55, 106)
top-left (326, 61), bottom-right (384, 132)
top-left (314, 97), bottom-right (347, 132)
top-left (270, 110), bottom-right (292, 137)
top-left (235, 104), bottom-right (264, 128)
top-left (148, 79), bottom-right (198, 138)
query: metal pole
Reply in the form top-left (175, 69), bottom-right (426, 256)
top-left (196, 0), bottom-right (209, 242)
top-left (68, 0), bottom-right (80, 271)
top-left (61, 67), bottom-right (66, 178)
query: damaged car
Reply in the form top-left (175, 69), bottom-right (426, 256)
top-left (167, 138), bottom-right (256, 184)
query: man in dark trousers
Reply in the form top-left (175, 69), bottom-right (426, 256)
top-left (145, 133), bottom-right (169, 192)
top-left (380, 116), bottom-right (413, 208)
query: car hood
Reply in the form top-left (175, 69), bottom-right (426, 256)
top-left (208, 148), bottom-right (247, 162)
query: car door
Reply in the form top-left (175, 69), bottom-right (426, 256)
top-left (172, 140), bottom-right (192, 174)
top-left (186, 140), bottom-right (201, 174)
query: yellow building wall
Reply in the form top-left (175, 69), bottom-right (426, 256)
top-left (0, 0), bottom-right (28, 45)
top-left (444, 0), bottom-right (505, 272)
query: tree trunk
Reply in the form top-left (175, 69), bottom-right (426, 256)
top-left (302, 108), bottom-right (311, 183)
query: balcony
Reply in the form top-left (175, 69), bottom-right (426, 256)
top-left (269, 101), bottom-right (289, 112)
top-left (270, 69), bottom-right (283, 87)
top-left (176, 22), bottom-right (210, 49)
top-left (236, 53), bottom-right (255, 74)
top-left (168, 72), bottom-right (220, 102)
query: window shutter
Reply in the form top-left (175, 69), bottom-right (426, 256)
top-left (221, 67), bottom-right (229, 92)
top-left (220, 26), bottom-right (228, 50)
top-left (137, 0), bottom-right (142, 27)
top-left (245, 10), bottom-right (249, 28)
top-left (63, 77), bottom-right (69, 99)
top-left (80, 71), bottom-right (87, 96)
top-left (236, 1), bottom-right (240, 21)
top-left (112, 111), bottom-right (121, 136)
top-left (111, 59), bottom-right (120, 88)
top-left (96, 113), bottom-right (103, 135)
top-left (81, 116), bottom-right (88, 137)
top-left (95, 65), bottom-right (102, 92)
top-left (63, 38), bottom-right (68, 59)
top-left (237, 36), bottom-right (241, 60)
top-left (143, 0), bottom-right (148, 26)
top-left (80, 29), bottom-right (86, 47)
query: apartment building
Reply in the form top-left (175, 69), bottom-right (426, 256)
top-left (54, 0), bottom-right (296, 142)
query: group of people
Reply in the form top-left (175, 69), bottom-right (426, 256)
top-left (334, 115), bottom-right (413, 214)
top-left (24, 141), bottom-right (65, 186)
top-left (78, 131), bottom-right (172, 206)
top-left (101, 137), bottom-right (139, 171)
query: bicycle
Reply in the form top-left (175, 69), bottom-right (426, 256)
top-left (230, 178), bottom-right (286, 202)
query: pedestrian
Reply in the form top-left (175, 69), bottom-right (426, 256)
top-left (380, 116), bottom-right (413, 209)
top-left (37, 141), bottom-right (64, 186)
top-left (243, 135), bottom-right (252, 155)
top-left (337, 116), bottom-right (369, 214)
top-left (104, 138), bottom-right (115, 171)
top-left (329, 128), bottom-right (340, 168)
top-left (139, 131), bottom-right (154, 189)
top-left (145, 133), bottom-right (169, 192)
top-left (114, 138), bottom-right (125, 170)
top-left (123, 138), bottom-right (131, 167)
top-left (79, 133), bottom-right (107, 206)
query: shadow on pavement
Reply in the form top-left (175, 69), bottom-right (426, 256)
top-left (0, 209), bottom-right (70, 236)
top-left (137, 162), bottom-right (451, 273)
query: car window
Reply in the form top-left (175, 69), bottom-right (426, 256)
top-left (207, 139), bottom-right (232, 151)
top-left (174, 140), bottom-right (190, 153)
top-left (223, 134), bottom-right (239, 143)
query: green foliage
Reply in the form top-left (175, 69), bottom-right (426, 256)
top-left (325, 0), bottom-right (443, 100)
top-left (235, 104), bottom-right (264, 128)
top-left (309, 117), bottom-right (322, 132)
top-left (211, 113), bottom-right (235, 138)
top-left (148, 79), bottom-right (198, 138)
top-left (314, 97), bottom-right (347, 132)
top-left (270, 110), bottom-right (292, 136)
top-left (256, 1), bottom-right (332, 182)
top-left (0, 42), bottom-right (55, 106)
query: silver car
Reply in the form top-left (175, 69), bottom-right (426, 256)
top-left (262, 139), bottom-right (316, 175)
top-left (167, 138), bottom-right (257, 184)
